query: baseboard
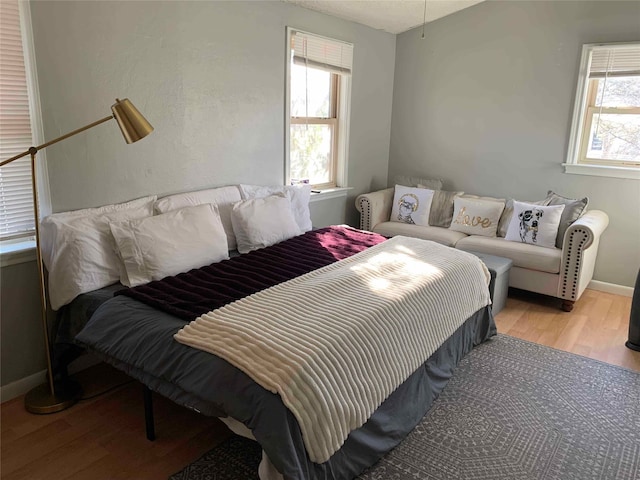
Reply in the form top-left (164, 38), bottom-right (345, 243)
top-left (0, 370), bottom-right (46, 403)
top-left (588, 280), bottom-right (634, 297)
top-left (0, 354), bottom-right (101, 404)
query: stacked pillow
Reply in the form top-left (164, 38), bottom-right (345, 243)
top-left (231, 192), bottom-right (302, 254)
top-left (545, 191), bottom-right (588, 248)
top-left (500, 191), bottom-right (587, 248)
top-left (154, 185), bottom-right (242, 250)
top-left (40, 195), bottom-right (157, 310)
top-left (504, 201), bottom-right (565, 248)
top-left (110, 204), bottom-right (229, 287)
top-left (387, 183), bottom-right (588, 251)
top-left (389, 176), bottom-right (463, 229)
top-left (449, 195), bottom-right (505, 237)
top-left (239, 184), bottom-right (312, 232)
top-left (41, 184), bottom-right (313, 309)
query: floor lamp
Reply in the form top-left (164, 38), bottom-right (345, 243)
top-left (0, 98), bottom-right (153, 414)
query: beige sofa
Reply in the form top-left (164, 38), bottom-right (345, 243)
top-left (356, 187), bottom-right (609, 312)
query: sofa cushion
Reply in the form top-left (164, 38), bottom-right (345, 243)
top-left (373, 221), bottom-right (468, 247)
top-left (456, 235), bottom-right (561, 274)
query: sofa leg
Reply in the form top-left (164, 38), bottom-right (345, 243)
top-left (561, 300), bottom-right (575, 312)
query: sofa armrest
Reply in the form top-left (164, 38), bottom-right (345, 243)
top-left (558, 210), bottom-right (609, 302)
top-left (355, 188), bottom-right (394, 231)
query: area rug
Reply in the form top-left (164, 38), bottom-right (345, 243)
top-left (169, 335), bottom-right (640, 480)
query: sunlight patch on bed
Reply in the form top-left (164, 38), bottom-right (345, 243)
top-left (350, 244), bottom-right (444, 299)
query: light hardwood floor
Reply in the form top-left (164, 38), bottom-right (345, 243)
top-left (1, 288), bottom-right (638, 479)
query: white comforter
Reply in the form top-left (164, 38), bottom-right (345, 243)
top-left (175, 236), bottom-right (491, 463)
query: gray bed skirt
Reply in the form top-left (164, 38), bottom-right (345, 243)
top-left (76, 296), bottom-right (496, 480)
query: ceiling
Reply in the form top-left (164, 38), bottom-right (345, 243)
top-left (283, 0), bottom-right (485, 34)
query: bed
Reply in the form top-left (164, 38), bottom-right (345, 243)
top-left (71, 225), bottom-right (496, 479)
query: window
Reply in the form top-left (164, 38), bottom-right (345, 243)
top-left (565, 43), bottom-right (640, 179)
top-left (286, 29), bottom-right (353, 189)
top-left (0, 0), bottom-right (48, 248)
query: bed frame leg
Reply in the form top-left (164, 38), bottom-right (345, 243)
top-left (143, 385), bottom-right (156, 441)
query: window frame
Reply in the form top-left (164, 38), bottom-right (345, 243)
top-left (284, 27), bottom-right (352, 190)
top-left (564, 42), bottom-right (640, 180)
top-left (290, 71), bottom-right (339, 189)
top-left (0, 0), bottom-right (50, 264)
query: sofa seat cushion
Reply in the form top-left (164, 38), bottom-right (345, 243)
top-left (373, 222), bottom-right (468, 247)
top-left (456, 235), bottom-right (561, 274)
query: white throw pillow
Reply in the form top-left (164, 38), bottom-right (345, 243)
top-left (498, 197), bottom-right (550, 238)
top-left (40, 196), bottom-right (156, 310)
top-left (231, 194), bottom-right (302, 254)
top-left (505, 201), bottom-right (566, 249)
top-left (239, 184), bottom-right (312, 232)
top-left (43, 195), bottom-right (156, 221)
top-left (449, 197), bottom-right (505, 237)
top-left (390, 185), bottom-right (434, 226)
top-left (110, 204), bottom-right (229, 287)
top-left (154, 185), bottom-right (242, 250)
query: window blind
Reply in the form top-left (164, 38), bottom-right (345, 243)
top-left (291, 30), bottom-right (353, 76)
top-left (0, 0), bottom-right (35, 240)
top-left (590, 45), bottom-right (640, 78)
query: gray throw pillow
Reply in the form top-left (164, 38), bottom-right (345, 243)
top-left (393, 174), bottom-right (443, 191)
top-left (498, 197), bottom-right (550, 238)
top-left (421, 189), bottom-right (464, 228)
top-left (546, 191), bottom-right (589, 248)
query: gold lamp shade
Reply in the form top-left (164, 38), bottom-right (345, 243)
top-left (111, 98), bottom-right (154, 144)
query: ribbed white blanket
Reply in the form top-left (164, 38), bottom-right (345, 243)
top-left (174, 236), bottom-right (490, 463)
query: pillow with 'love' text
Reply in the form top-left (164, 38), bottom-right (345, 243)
top-left (449, 196), bottom-right (505, 237)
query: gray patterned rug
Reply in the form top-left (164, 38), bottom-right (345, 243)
top-left (170, 335), bottom-right (640, 480)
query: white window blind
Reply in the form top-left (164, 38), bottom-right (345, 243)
top-left (291, 30), bottom-right (353, 76)
top-left (590, 45), bottom-right (640, 78)
top-left (0, 0), bottom-right (35, 240)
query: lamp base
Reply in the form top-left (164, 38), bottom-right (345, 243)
top-left (24, 380), bottom-right (82, 414)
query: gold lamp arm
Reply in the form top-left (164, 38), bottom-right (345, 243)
top-left (0, 115), bottom-right (114, 167)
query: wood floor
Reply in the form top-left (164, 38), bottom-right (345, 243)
top-left (1, 288), bottom-right (638, 479)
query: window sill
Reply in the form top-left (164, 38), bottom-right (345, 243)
top-left (309, 187), bottom-right (353, 203)
top-left (0, 239), bottom-right (36, 268)
top-left (562, 163), bottom-right (640, 180)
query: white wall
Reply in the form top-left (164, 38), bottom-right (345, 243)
top-left (390, 0), bottom-right (640, 287)
top-left (0, 0), bottom-right (395, 389)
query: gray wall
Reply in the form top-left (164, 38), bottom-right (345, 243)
top-left (30, 0), bottom-right (395, 223)
top-left (0, 0), bottom-right (395, 388)
top-left (0, 261), bottom-right (47, 387)
top-left (390, 0), bottom-right (640, 287)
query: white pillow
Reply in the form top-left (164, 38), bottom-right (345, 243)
top-left (110, 204), bottom-right (229, 287)
top-left (231, 194), bottom-right (302, 254)
top-left (154, 186), bottom-right (242, 250)
top-left (449, 197), bottom-right (505, 237)
top-left (505, 201), bottom-right (566, 249)
top-left (239, 184), bottom-right (312, 232)
top-left (43, 195), bottom-right (156, 221)
top-left (40, 196), bottom-right (156, 310)
top-left (390, 185), bottom-right (434, 226)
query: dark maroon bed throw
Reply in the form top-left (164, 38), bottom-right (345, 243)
top-left (117, 225), bottom-right (387, 320)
